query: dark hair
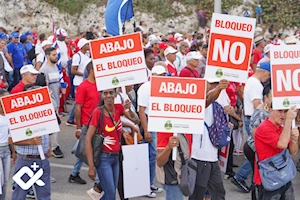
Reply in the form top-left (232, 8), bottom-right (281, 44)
top-left (99, 88), bottom-right (117, 106)
top-left (39, 33), bottom-right (46, 41)
top-left (144, 48), bottom-right (154, 58)
top-left (45, 47), bottom-right (56, 56)
top-left (86, 61), bottom-right (93, 75)
top-left (0, 89), bottom-right (8, 96)
top-left (263, 80), bottom-right (272, 98)
top-left (202, 44), bottom-right (208, 49)
top-left (24, 84), bottom-right (40, 91)
top-left (142, 33), bottom-right (148, 39)
top-left (139, 21), bottom-right (144, 26)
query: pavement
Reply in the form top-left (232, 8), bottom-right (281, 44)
top-left (5, 103), bottom-right (300, 200)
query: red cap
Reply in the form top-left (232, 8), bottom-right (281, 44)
top-left (168, 37), bottom-right (178, 43)
top-left (159, 42), bottom-right (168, 50)
top-left (70, 40), bottom-right (76, 47)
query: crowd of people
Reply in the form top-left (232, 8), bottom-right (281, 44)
top-left (0, 9), bottom-right (300, 200)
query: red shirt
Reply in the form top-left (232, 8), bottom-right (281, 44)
top-left (166, 61), bottom-right (178, 76)
top-left (11, 81), bottom-right (25, 94)
top-left (157, 132), bottom-right (192, 156)
top-left (226, 82), bottom-right (237, 107)
top-left (75, 80), bottom-right (101, 126)
top-left (254, 119), bottom-right (284, 185)
top-left (179, 67), bottom-right (199, 78)
top-left (90, 104), bottom-right (124, 152)
top-left (252, 49), bottom-right (263, 67)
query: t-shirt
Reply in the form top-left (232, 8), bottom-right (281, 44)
top-left (72, 52), bottom-right (90, 86)
top-left (191, 104), bottom-right (218, 162)
top-left (244, 77), bottom-right (263, 116)
top-left (6, 42), bottom-right (24, 68)
top-left (179, 67), bottom-right (199, 78)
top-left (35, 42), bottom-right (42, 55)
top-left (11, 81), bottom-right (25, 94)
top-left (254, 119), bottom-right (284, 185)
top-left (36, 53), bottom-right (46, 64)
top-left (137, 81), bottom-right (150, 115)
top-left (89, 104), bottom-right (124, 152)
top-left (157, 132), bottom-right (192, 155)
top-left (40, 64), bottom-right (61, 108)
top-left (76, 80), bottom-right (100, 126)
top-left (165, 60), bottom-right (178, 76)
top-left (174, 52), bottom-right (187, 74)
top-left (0, 115), bottom-right (10, 144)
top-left (56, 40), bottom-right (69, 66)
top-left (252, 49), bottom-right (263, 66)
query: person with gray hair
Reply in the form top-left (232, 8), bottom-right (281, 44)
top-left (174, 41), bottom-right (189, 74)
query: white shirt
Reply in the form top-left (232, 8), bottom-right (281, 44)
top-left (216, 89), bottom-right (230, 107)
top-left (36, 53), bottom-right (46, 64)
top-left (174, 51), bottom-right (187, 74)
top-left (277, 39), bottom-right (286, 45)
top-left (0, 115), bottom-right (9, 144)
top-left (72, 51), bottom-right (90, 86)
top-left (258, 56), bottom-right (270, 65)
top-left (191, 104), bottom-right (218, 162)
top-left (56, 40), bottom-right (69, 66)
top-left (137, 81), bottom-right (151, 115)
top-left (35, 42), bottom-right (42, 55)
top-left (244, 77), bottom-right (263, 116)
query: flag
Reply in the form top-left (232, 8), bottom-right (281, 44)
top-left (105, 0), bottom-right (134, 36)
top-left (52, 22), bottom-right (56, 43)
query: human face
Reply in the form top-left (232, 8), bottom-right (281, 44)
top-left (48, 50), bottom-right (58, 64)
top-left (262, 70), bottom-right (271, 82)
top-left (23, 72), bottom-right (37, 84)
top-left (188, 59), bottom-right (200, 68)
top-left (180, 42), bottom-right (189, 54)
top-left (65, 37), bottom-right (70, 44)
top-left (83, 43), bottom-right (90, 51)
top-left (145, 53), bottom-right (155, 69)
top-left (12, 37), bottom-right (19, 43)
top-left (102, 89), bottom-right (116, 105)
top-left (166, 53), bottom-right (176, 63)
top-left (270, 109), bottom-right (287, 126)
top-left (202, 48), bottom-right (208, 58)
top-left (0, 40), bottom-right (6, 49)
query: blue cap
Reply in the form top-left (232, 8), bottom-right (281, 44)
top-left (0, 33), bottom-right (7, 40)
top-left (11, 32), bottom-right (19, 38)
top-left (258, 62), bottom-right (270, 72)
top-left (20, 34), bottom-right (27, 41)
top-left (24, 31), bottom-right (32, 36)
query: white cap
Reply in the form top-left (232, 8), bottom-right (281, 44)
top-left (149, 34), bottom-right (161, 45)
top-left (56, 28), bottom-right (68, 37)
top-left (20, 65), bottom-right (40, 75)
top-left (41, 40), bottom-right (52, 48)
top-left (186, 52), bottom-right (202, 62)
top-left (285, 36), bottom-right (299, 44)
top-left (151, 65), bottom-right (167, 75)
top-left (47, 35), bottom-right (54, 43)
top-left (264, 44), bottom-right (273, 53)
top-left (174, 33), bottom-right (183, 39)
top-left (164, 47), bottom-right (178, 56)
top-left (77, 38), bottom-right (90, 49)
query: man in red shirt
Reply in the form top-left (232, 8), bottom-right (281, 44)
top-left (11, 64), bottom-right (39, 94)
top-left (179, 51), bottom-right (201, 78)
top-left (252, 35), bottom-right (265, 71)
top-left (254, 106), bottom-right (298, 199)
top-left (164, 47), bottom-right (178, 76)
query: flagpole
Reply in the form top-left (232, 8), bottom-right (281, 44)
top-left (122, 0), bottom-right (131, 34)
top-left (214, 0), bottom-right (222, 13)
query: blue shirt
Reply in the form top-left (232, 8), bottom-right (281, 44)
top-left (256, 7), bottom-right (262, 15)
top-left (7, 42), bottom-right (24, 68)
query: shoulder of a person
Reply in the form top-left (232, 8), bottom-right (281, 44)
top-left (115, 103), bottom-right (124, 111)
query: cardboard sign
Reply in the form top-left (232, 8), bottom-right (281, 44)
top-left (122, 143), bottom-right (150, 198)
top-left (205, 13), bottom-right (256, 83)
top-left (219, 145), bottom-right (229, 173)
top-left (148, 76), bottom-right (206, 134)
top-left (1, 87), bottom-right (60, 142)
top-left (270, 45), bottom-right (300, 109)
top-left (90, 32), bottom-right (148, 91)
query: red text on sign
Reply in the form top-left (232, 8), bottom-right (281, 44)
top-left (20, 109), bottom-right (53, 122)
top-left (274, 50), bottom-right (300, 59)
top-left (215, 20), bottom-right (253, 32)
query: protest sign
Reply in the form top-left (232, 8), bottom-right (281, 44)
top-left (1, 87), bottom-right (60, 142)
top-left (205, 13), bottom-right (256, 83)
top-left (270, 45), bottom-right (300, 110)
top-left (219, 145), bottom-right (230, 173)
top-left (148, 76), bottom-right (206, 134)
top-left (90, 32), bottom-right (148, 91)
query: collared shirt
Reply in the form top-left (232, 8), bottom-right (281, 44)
top-left (7, 42), bottom-right (24, 68)
top-left (174, 52), bottom-right (186, 74)
top-left (15, 134), bottom-right (50, 155)
top-left (165, 60), bottom-right (178, 76)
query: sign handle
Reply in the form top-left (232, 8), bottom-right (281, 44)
top-left (38, 145), bottom-right (45, 160)
top-left (292, 119), bottom-right (296, 128)
top-left (172, 133), bottom-right (178, 161)
top-left (134, 131), bottom-right (137, 145)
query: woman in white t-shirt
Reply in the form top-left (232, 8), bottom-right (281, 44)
top-left (0, 89), bottom-right (16, 200)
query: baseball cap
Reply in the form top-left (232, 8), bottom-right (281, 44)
top-left (20, 34), bottom-right (27, 42)
top-left (164, 47), bottom-right (178, 56)
top-left (41, 40), bottom-right (53, 48)
top-left (159, 42), bottom-right (168, 50)
top-left (254, 35), bottom-right (264, 45)
top-left (56, 28), bottom-right (68, 37)
top-left (0, 33), bottom-right (7, 40)
top-left (168, 37), bottom-right (177, 43)
top-left (20, 65), bottom-right (40, 75)
top-left (185, 52), bottom-right (202, 62)
top-left (11, 32), bottom-right (19, 38)
top-left (24, 31), bottom-right (32, 36)
top-left (258, 62), bottom-right (270, 72)
top-left (264, 44), bottom-right (273, 53)
top-left (174, 33), bottom-right (183, 39)
top-left (77, 38), bottom-right (90, 49)
top-left (151, 65), bottom-right (167, 75)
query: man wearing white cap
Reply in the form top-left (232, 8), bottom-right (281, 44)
top-left (66, 38), bottom-right (90, 126)
top-left (35, 40), bottom-right (52, 70)
top-left (179, 51), bottom-right (201, 78)
top-left (174, 41), bottom-right (189, 74)
top-left (11, 64), bottom-right (39, 94)
top-left (257, 43), bottom-right (272, 66)
top-left (164, 47), bottom-right (178, 76)
top-left (55, 28), bottom-right (69, 67)
top-left (138, 65), bottom-right (166, 198)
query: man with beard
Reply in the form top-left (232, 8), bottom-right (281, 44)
top-left (40, 47), bottom-right (64, 158)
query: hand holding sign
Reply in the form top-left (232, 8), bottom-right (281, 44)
top-left (286, 106), bottom-right (297, 121)
top-left (32, 136), bottom-right (42, 145)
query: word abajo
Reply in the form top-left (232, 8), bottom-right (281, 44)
top-left (99, 39), bottom-right (134, 54)
top-left (159, 82), bottom-right (197, 95)
top-left (11, 93), bottom-right (43, 109)
top-left (215, 19), bottom-right (253, 32)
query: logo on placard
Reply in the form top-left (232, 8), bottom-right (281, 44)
top-left (164, 120), bottom-right (173, 130)
top-left (283, 98), bottom-right (290, 108)
top-left (26, 128), bottom-right (33, 137)
top-left (215, 69), bottom-right (223, 78)
top-left (13, 162), bottom-right (45, 190)
top-left (112, 77), bottom-right (119, 86)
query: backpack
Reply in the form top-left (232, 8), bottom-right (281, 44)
top-left (205, 102), bottom-right (231, 148)
top-left (27, 46), bottom-right (36, 62)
